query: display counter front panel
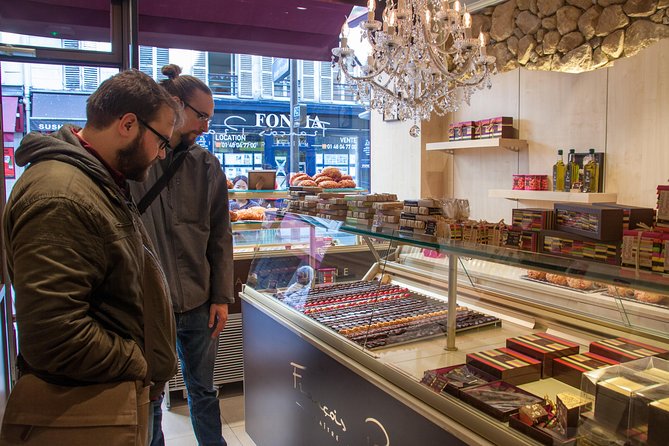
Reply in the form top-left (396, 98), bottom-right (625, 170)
top-left (243, 299), bottom-right (469, 446)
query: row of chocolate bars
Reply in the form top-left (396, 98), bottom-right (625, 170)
top-left (422, 333), bottom-right (669, 446)
top-left (449, 116), bottom-right (515, 141)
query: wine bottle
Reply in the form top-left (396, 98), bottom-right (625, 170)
top-left (553, 149), bottom-right (566, 192)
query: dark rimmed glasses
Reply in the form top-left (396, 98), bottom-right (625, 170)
top-left (183, 101), bottom-right (212, 124)
top-left (137, 118), bottom-right (172, 152)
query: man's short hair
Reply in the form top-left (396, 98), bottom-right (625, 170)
top-left (86, 69), bottom-right (179, 129)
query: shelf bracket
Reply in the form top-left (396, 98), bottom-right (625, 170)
top-left (503, 145), bottom-right (520, 152)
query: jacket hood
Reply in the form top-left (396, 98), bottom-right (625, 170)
top-left (15, 125), bottom-right (113, 188)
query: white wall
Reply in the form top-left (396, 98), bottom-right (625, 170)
top-left (371, 39), bottom-right (669, 222)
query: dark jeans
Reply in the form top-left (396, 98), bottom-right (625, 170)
top-left (151, 302), bottom-right (226, 446)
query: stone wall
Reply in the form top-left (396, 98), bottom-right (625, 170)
top-left (474, 0), bottom-right (669, 73)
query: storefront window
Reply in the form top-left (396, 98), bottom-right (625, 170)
top-left (1, 42), bottom-right (370, 192)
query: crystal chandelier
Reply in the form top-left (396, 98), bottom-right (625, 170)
top-left (332, 0), bottom-right (497, 137)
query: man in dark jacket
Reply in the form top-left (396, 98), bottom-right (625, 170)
top-left (2, 69), bottom-right (179, 444)
top-left (130, 64), bottom-right (233, 446)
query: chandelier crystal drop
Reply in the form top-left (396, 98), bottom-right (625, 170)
top-left (332, 0), bottom-right (497, 136)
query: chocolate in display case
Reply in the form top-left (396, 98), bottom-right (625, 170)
top-left (459, 381), bottom-right (544, 422)
top-left (420, 364), bottom-right (498, 397)
top-left (589, 337), bottom-right (669, 363)
top-left (276, 280), bottom-right (501, 349)
top-left (241, 211), bottom-right (669, 446)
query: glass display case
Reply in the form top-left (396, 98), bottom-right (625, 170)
top-left (240, 211), bottom-right (669, 446)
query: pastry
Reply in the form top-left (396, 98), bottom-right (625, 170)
top-left (606, 285), bottom-right (634, 297)
top-left (297, 179), bottom-right (317, 187)
top-left (338, 179), bottom-right (356, 188)
top-left (319, 180), bottom-right (339, 189)
top-left (545, 273), bottom-right (568, 286)
top-left (227, 179), bottom-right (233, 189)
top-left (315, 176), bottom-right (334, 184)
top-left (526, 270), bottom-right (546, 281)
top-left (634, 290), bottom-right (667, 304)
top-left (321, 166), bottom-right (342, 181)
top-left (566, 277), bottom-right (594, 290)
top-left (229, 210), bottom-right (239, 222)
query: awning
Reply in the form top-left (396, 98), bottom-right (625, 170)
top-left (0, 0), bottom-right (366, 61)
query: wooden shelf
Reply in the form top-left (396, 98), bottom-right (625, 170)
top-left (488, 189), bottom-right (618, 203)
top-left (426, 138), bottom-right (528, 152)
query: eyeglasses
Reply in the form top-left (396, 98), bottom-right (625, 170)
top-left (183, 101), bottom-right (212, 124)
top-left (137, 118), bottom-right (172, 152)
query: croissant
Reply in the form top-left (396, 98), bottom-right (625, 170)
top-left (321, 167), bottom-right (342, 181)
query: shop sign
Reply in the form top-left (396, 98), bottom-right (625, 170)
top-left (30, 118), bottom-right (86, 133)
top-left (317, 136), bottom-right (358, 151)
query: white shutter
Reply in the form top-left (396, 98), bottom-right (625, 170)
top-left (82, 67), bottom-right (99, 90)
top-left (156, 48), bottom-right (170, 80)
top-left (64, 66), bottom-right (80, 90)
top-left (238, 55), bottom-right (253, 98)
top-left (63, 40), bottom-right (81, 90)
top-left (261, 57), bottom-right (273, 98)
top-left (192, 51), bottom-right (207, 84)
top-left (139, 46), bottom-right (154, 78)
top-left (319, 62), bottom-right (332, 102)
top-left (301, 60), bottom-right (315, 101)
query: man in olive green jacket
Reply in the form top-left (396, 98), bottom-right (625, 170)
top-left (2, 70), bottom-right (179, 444)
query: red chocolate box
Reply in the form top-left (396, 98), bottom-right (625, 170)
top-left (466, 347), bottom-right (542, 385)
top-left (589, 337), bottom-right (669, 363)
top-left (552, 352), bottom-right (619, 390)
top-left (506, 333), bottom-right (580, 378)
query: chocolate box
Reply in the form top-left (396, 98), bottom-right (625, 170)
top-left (506, 228), bottom-right (539, 252)
top-left (556, 392), bottom-right (592, 436)
top-left (554, 203), bottom-right (624, 241)
top-left (460, 381), bottom-right (544, 422)
top-left (512, 208), bottom-right (555, 232)
top-left (477, 118), bottom-right (491, 138)
top-left (489, 116), bottom-right (515, 138)
top-left (466, 347), bottom-right (542, 385)
top-left (648, 396), bottom-right (669, 446)
top-left (552, 352), bottom-right (619, 389)
top-left (506, 333), bottom-right (580, 378)
top-left (621, 228), bottom-right (669, 273)
top-left (592, 203), bottom-right (656, 231)
top-left (420, 364), bottom-right (498, 398)
top-left (630, 383), bottom-right (669, 440)
top-left (459, 121), bottom-right (477, 140)
top-left (590, 337), bottom-right (669, 363)
top-left (539, 229), bottom-right (621, 265)
top-left (594, 374), bottom-right (661, 432)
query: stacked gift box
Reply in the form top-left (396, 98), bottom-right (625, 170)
top-left (657, 185), bottom-right (669, 229)
top-left (344, 193), bottom-right (399, 227)
top-left (555, 203), bottom-right (625, 241)
top-left (621, 228), bottom-right (669, 273)
top-left (371, 199), bottom-right (403, 233)
top-left (315, 193), bottom-right (349, 221)
top-left (286, 186), bottom-right (323, 215)
top-left (399, 199), bottom-right (446, 237)
top-left (449, 116), bottom-right (515, 141)
top-left (506, 208), bottom-right (554, 252)
top-left (540, 229), bottom-right (621, 265)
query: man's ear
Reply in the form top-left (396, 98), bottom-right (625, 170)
top-left (118, 113), bottom-right (138, 137)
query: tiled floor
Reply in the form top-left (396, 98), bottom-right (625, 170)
top-left (163, 384), bottom-right (256, 446)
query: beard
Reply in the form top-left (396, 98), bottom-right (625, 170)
top-left (180, 130), bottom-right (199, 147)
top-left (117, 132), bottom-right (154, 182)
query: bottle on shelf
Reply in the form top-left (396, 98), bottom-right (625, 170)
top-left (552, 149), bottom-right (566, 192)
top-left (564, 148), bottom-right (579, 192)
top-left (583, 148), bottom-right (600, 193)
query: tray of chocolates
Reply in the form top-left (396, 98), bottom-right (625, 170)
top-left (420, 364), bottom-right (498, 398)
top-left (552, 352), bottom-right (619, 389)
top-left (589, 337), bottom-right (669, 362)
top-left (648, 397), bottom-right (669, 446)
top-left (506, 333), bottom-right (580, 378)
top-left (466, 347), bottom-right (542, 385)
top-left (460, 381), bottom-right (544, 422)
top-left (276, 280), bottom-right (501, 349)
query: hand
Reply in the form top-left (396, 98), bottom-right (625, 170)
top-left (208, 303), bottom-right (229, 339)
